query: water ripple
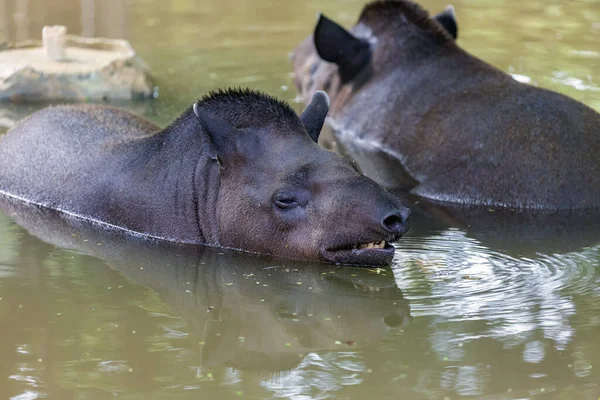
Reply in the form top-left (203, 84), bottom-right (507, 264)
top-left (260, 352), bottom-right (365, 399)
top-left (392, 228), bottom-right (600, 351)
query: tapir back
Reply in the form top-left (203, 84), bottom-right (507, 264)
top-left (409, 79), bottom-right (600, 209)
top-left (0, 105), bottom-right (160, 210)
top-left (337, 54), bottom-right (600, 209)
top-left (295, 1), bottom-right (600, 210)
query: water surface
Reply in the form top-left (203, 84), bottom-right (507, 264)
top-left (1, 0), bottom-right (600, 399)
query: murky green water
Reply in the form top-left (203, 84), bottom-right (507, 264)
top-left (1, 0), bottom-right (600, 399)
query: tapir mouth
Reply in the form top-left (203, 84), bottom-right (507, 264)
top-left (321, 237), bottom-right (399, 266)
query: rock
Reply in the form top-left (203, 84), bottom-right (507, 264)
top-left (0, 26), bottom-right (155, 102)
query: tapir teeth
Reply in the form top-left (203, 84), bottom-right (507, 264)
top-left (357, 241), bottom-right (386, 250)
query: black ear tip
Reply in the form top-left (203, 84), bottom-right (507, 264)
top-left (435, 4), bottom-right (458, 39)
top-left (315, 13), bottom-right (333, 31)
top-left (313, 90), bottom-right (330, 108)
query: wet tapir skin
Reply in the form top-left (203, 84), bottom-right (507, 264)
top-left (0, 89), bottom-right (410, 265)
top-left (291, 0), bottom-right (600, 210)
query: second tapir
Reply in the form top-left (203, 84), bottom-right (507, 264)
top-left (0, 89), bottom-right (410, 265)
top-left (292, 0), bottom-right (600, 210)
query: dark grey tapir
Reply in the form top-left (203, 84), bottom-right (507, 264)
top-left (0, 89), bottom-right (411, 265)
top-left (291, 0), bottom-right (600, 210)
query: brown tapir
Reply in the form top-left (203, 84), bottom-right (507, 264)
top-left (291, 0), bottom-right (600, 210)
top-left (0, 89), bottom-right (410, 265)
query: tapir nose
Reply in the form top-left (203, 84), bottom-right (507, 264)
top-left (381, 207), bottom-right (411, 235)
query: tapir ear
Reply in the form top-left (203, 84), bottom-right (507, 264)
top-left (300, 91), bottom-right (330, 143)
top-left (313, 13), bottom-right (371, 82)
top-left (193, 102), bottom-right (238, 159)
top-left (434, 5), bottom-right (458, 39)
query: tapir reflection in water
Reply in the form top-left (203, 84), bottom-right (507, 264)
top-left (2, 199), bottom-right (411, 372)
top-left (0, 89), bottom-right (411, 265)
top-left (292, 0), bottom-right (600, 210)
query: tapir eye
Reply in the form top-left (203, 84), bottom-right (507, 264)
top-left (273, 195), bottom-right (300, 210)
top-left (273, 190), bottom-right (308, 211)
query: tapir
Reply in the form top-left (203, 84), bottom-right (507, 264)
top-left (291, 0), bottom-right (600, 210)
top-left (0, 89), bottom-right (410, 265)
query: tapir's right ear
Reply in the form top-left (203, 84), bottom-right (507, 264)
top-left (300, 91), bottom-right (330, 143)
top-left (313, 13), bottom-right (371, 82)
top-left (434, 5), bottom-right (458, 39)
top-left (193, 102), bottom-right (238, 160)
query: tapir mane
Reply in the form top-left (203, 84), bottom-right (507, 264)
top-left (195, 88), bottom-right (302, 131)
top-left (358, 0), bottom-right (452, 42)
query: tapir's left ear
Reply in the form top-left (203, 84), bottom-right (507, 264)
top-left (300, 91), bottom-right (330, 143)
top-left (313, 13), bottom-right (371, 82)
top-left (434, 5), bottom-right (458, 39)
top-left (193, 102), bottom-right (239, 161)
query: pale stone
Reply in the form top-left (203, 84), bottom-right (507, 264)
top-left (0, 31), bottom-right (155, 102)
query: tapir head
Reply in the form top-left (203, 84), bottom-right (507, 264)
top-left (191, 89), bottom-right (410, 265)
top-left (291, 1), bottom-right (458, 107)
